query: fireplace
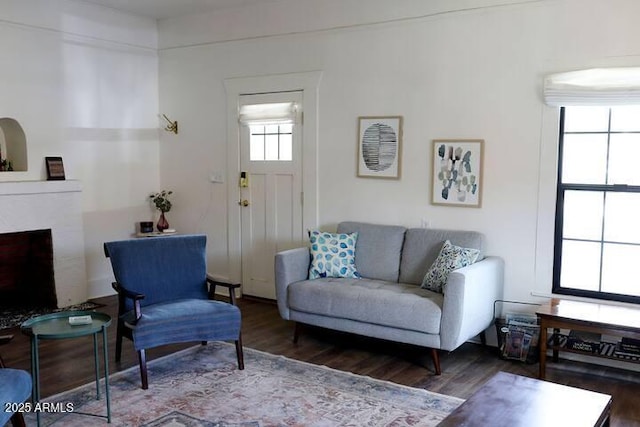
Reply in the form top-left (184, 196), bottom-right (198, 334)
top-left (0, 180), bottom-right (87, 308)
top-left (0, 229), bottom-right (57, 309)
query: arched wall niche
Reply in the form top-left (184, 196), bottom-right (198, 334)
top-left (0, 118), bottom-right (28, 172)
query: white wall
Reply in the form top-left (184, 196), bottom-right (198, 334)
top-left (0, 0), bottom-right (161, 299)
top-left (2, 0), bottom-right (636, 305)
top-left (157, 0), bottom-right (640, 303)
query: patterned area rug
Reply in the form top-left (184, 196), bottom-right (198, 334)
top-left (27, 343), bottom-right (463, 426)
top-left (0, 301), bottom-right (103, 330)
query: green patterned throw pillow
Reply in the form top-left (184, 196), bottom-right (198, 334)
top-left (308, 230), bottom-right (359, 279)
top-left (421, 240), bottom-right (480, 293)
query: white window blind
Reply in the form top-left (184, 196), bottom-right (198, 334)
top-left (238, 102), bottom-right (299, 125)
top-left (544, 67), bottom-right (640, 106)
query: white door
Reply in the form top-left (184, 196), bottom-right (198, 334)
top-left (239, 92), bottom-right (303, 299)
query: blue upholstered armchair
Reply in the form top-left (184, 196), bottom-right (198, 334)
top-left (104, 234), bottom-right (243, 389)
top-left (0, 335), bottom-right (32, 427)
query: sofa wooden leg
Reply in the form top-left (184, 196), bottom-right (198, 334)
top-left (479, 330), bottom-right (487, 346)
top-left (138, 349), bottom-right (149, 390)
top-left (115, 323), bottom-right (124, 363)
top-left (431, 348), bottom-right (442, 375)
top-left (293, 322), bottom-right (301, 344)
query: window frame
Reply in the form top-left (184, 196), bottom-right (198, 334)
top-left (553, 106), bottom-right (640, 304)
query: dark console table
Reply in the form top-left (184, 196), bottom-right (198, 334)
top-left (537, 298), bottom-right (640, 379)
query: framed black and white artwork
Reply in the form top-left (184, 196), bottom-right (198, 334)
top-left (357, 116), bottom-right (403, 179)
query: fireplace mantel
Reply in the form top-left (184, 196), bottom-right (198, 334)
top-left (0, 179), bottom-right (81, 196)
top-left (0, 179), bottom-right (87, 307)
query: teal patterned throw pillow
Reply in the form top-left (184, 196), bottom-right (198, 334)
top-left (421, 240), bottom-right (480, 293)
top-left (308, 230), bottom-right (359, 279)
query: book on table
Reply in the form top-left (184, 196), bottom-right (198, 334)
top-left (614, 338), bottom-right (640, 357)
top-left (566, 330), bottom-right (601, 353)
top-left (620, 337), bottom-right (640, 348)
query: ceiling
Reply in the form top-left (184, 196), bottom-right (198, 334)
top-left (79, 0), bottom-right (274, 20)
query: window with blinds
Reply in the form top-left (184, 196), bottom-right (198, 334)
top-left (553, 105), bottom-right (640, 303)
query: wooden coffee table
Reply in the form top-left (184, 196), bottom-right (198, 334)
top-left (438, 372), bottom-right (611, 427)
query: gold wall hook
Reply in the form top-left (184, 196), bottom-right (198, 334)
top-left (161, 114), bottom-right (178, 134)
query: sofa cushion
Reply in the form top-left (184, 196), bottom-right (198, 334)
top-left (308, 230), bottom-right (359, 279)
top-left (337, 222), bottom-right (407, 282)
top-left (288, 278), bottom-right (443, 334)
top-left (399, 228), bottom-right (486, 285)
top-left (421, 240), bottom-right (480, 293)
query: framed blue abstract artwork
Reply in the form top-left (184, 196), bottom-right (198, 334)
top-left (431, 139), bottom-right (483, 207)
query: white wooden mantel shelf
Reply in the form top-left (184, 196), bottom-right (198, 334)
top-left (0, 180), bottom-right (82, 195)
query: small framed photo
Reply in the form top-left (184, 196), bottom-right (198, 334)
top-left (431, 139), bottom-right (483, 207)
top-left (45, 157), bottom-right (66, 181)
top-left (357, 116), bottom-right (403, 179)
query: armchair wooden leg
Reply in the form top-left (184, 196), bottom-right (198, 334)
top-left (431, 348), bottom-right (442, 375)
top-left (479, 330), bottom-right (487, 346)
top-left (10, 412), bottom-right (26, 427)
top-left (293, 322), bottom-right (301, 344)
top-left (138, 349), bottom-right (149, 390)
top-left (235, 334), bottom-right (245, 370)
top-left (115, 322), bottom-right (124, 363)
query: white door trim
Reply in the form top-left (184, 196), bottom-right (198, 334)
top-left (224, 71), bottom-right (322, 289)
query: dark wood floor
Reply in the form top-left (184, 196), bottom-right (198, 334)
top-left (3, 295), bottom-right (640, 426)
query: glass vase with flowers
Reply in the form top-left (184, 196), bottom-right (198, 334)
top-left (149, 190), bottom-right (173, 232)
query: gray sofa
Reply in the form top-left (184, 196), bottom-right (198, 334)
top-left (275, 221), bottom-right (504, 374)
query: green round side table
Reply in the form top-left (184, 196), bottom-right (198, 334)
top-left (21, 310), bottom-right (112, 426)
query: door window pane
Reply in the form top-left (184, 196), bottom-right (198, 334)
top-left (279, 124), bottom-right (293, 133)
top-left (248, 124), bottom-right (293, 162)
top-left (560, 240), bottom-right (602, 291)
top-left (250, 133), bottom-right (265, 161)
top-left (265, 134), bottom-right (279, 161)
top-left (562, 191), bottom-right (603, 241)
top-left (561, 134), bottom-right (608, 184)
top-left (279, 134), bottom-right (292, 161)
top-left (265, 124), bottom-right (279, 134)
top-left (603, 192), bottom-right (640, 244)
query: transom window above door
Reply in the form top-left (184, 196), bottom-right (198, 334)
top-left (249, 124), bottom-right (293, 161)
top-left (239, 100), bottom-right (298, 162)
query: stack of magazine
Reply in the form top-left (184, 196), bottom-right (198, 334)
top-left (615, 337), bottom-right (640, 358)
top-left (501, 312), bottom-right (540, 362)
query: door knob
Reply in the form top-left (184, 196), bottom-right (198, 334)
top-left (239, 200), bottom-right (250, 207)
